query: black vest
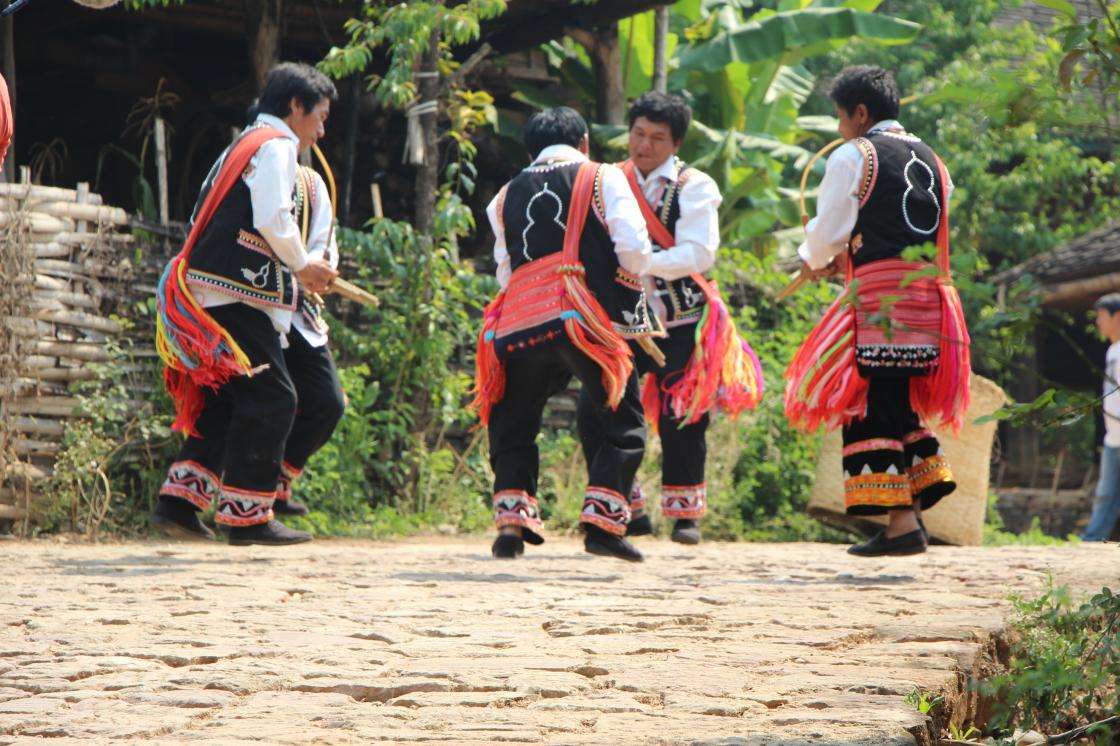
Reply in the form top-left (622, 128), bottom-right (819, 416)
top-left (850, 131), bottom-right (946, 268)
top-left (185, 128), bottom-right (299, 311)
top-left (650, 163), bottom-right (707, 325)
top-left (499, 160), bottom-right (650, 349)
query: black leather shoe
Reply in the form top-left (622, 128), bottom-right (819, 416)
top-left (670, 519), bottom-right (701, 545)
top-left (626, 513), bottom-right (653, 537)
top-left (583, 524), bottom-right (643, 562)
top-left (150, 495), bottom-right (215, 541)
top-left (228, 519), bottom-right (312, 546)
top-left (273, 498), bottom-right (310, 517)
top-left (847, 529), bottom-right (927, 557)
top-left (491, 533), bottom-right (524, 559)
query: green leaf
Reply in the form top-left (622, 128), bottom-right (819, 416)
top-left (1033, 0), bottom-right (1078, 19)
top-left (676, 7), bottom-right (920, 73)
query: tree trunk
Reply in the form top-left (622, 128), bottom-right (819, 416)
top-left (245, 0), bottom-right (282, 93)
top-left (413, 30), bottom-right (441, 235)
top-left (652, 6), bottom-right (669, 94)
top-left (570, 24), bottom-right (625, 125)
top-left (2, 17), bottom-right (14, 183)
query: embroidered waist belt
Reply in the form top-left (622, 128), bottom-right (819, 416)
top-left (854, 259), bottom-right (941, 371)
top-left (492, 253), bottom-right (567, 355)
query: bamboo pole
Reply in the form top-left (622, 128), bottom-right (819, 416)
top-left (12, 438), bottom-right (59, 457)
top-left (15, 416), bottom-right (66, 436)
top-left (0, 502), bottom-right (28, 520)
top-left (154, 117), bottom-right (170, 226)
top-left (54, 231), bottom-right (132, 245)
top-left (0, 182), bottom-right (104, 204)
top-left (27, 340), bottom-right (113, 363)
top-left (1, 462), bottom-right (49, 484)
top-left (32, 309), bottom-right (123, 334)
top-left (34, 274), bottom-right (66, 291)
top-left (6, 396), bottom-right (81, 416)
top-left (0, 212), bottom-right (70, 233)
top-left (31, 290), bottom-right (99, 309)
top-left (23, 201), bottom-right (127, 226)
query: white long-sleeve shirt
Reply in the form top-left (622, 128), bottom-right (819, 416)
top-left (633, 155), bottom-right (722, 281)
top-left (486, 144), bottom-right (652, 289)
top-left (797, 120), bottom-right (954, 270)
top-left (291, 168), bottom-right (338, 348)
top-left (196, 113), bottom-right (310, 334)
top-left (1104, 341), bottom-right (1120, 447)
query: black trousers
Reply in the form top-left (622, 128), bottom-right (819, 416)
top-left (489, 338), bottom-right (645, 539)
top-left (159, 303), bottom-right (345, 525)
top-left (276, 330), bottom-right (346, 501)
top-left (841, 375), bottom-right (956, 516)
top-left (577, 321), bottom-right (708, 520)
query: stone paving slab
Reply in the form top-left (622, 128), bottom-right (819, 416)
top-left (0, 538), bottom-right (1114, 745)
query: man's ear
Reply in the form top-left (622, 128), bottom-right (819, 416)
top-left (289, 96), bottom-right (305, 118)
top-left (578, 133), bottom-right (590, 155)
top-left (855, 103), bottom-right (870, 125)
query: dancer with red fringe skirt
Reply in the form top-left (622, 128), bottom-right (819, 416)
top-left (581, 92), bottom-right (763, 546)
top-left (473, 107), bottom-right (656, 562)
top-left (150, 63), bottom-right (339, 546)
top-left (785, 67), bottom-right (970, 557)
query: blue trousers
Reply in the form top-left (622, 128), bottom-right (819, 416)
top-left (1082, 445), bottom-right (1120, 541)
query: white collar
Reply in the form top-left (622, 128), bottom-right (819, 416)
top-left (636, 155), bottom-right (680, 186)
top-left (868, 119), bottom-right (904, 135)
top-left (531, 144), bottom-right (588, 165)
top-left (255, 113), bottom-right (300, 144)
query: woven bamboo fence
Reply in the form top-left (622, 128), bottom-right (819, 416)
top-left (0, 169), bottom-right (138, 526)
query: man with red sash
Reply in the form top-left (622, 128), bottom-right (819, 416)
top-left (151, 63), bottom-right (339, 545)
top-left (473, 107), bottom-right (654, 562)
top-left (581, 92), bottom-right (762, 545)
top-left (785, 66), bottom-right (970, 557)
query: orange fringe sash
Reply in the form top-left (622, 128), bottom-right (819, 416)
top-left (784, 155), bottom-right (970, 433)
top-left (620, 160), bottom-right (763, 432)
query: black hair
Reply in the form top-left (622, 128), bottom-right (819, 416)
top-left (523, 107), bottom-right (588, 157)
top-left (828, 65), bottom-right (900, 122)
top-left (246, 99), bottom-right (260, 125)
top-left (257, 62), bottom-right (338, 118)
top-left (1095, 293), bottom-right (1120, 314)
top-left (627, 91), bottom-right (692, 143)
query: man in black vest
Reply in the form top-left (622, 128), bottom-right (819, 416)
top-left (475, 107), bottom-right (654, 562)
top-left (151, 63), bottom-right (339, 546)
top-left (795, 66), bottom-right (962, 557)
top-left (592, 92), bottom-right (726, 546)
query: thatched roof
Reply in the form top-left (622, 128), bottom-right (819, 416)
top-left (995, 222), bottom-right (1120, 310)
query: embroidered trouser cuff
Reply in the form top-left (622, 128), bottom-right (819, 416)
top-left (494, 490), bottom-right (544, 542)
top-left (661, 483), bottom-right (707, 519)
top-left (842, 376), bottom-right (956, 515)
top-left (580, 487), bottom-right (631, 536)
top-left (160, 460), bottom-right (222, 511)
top-left (215, 486), bottom-right (276, 526)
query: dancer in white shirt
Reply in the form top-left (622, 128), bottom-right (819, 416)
top-left (583, 92), bottom-right (762, 546)
top-left (153, 63), bottom-right (339, 546)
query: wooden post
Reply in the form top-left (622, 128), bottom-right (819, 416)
top-left (153, 117), bottom-right (169, 226)
top-left (569, 24), bottom-right (625, 125)
top-left (413, 30), bottom-right (441, 235)
top-left (75, 182), bottom-right (89, 236)
top-left (245, 0), bottom-right (282, 92)
top-left (652, 6), bottom-right (669, 94)
top-left (370, 183), bottom-right (383, 219)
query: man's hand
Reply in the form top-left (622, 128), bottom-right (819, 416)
top-left (635, 334), bottom-right (667, 368)
top-left (295, 259), bottom-right (339, 294)
top-left (800, 258), bottom-right (842, 281)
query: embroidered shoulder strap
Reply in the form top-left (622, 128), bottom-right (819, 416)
top-left (658, 163), bottom-right (693, 225)
top-left (494, 183), bottom-right (509, 236)
top-left (619, 160), bottom-right (676, 249)
top-left (853, 137), bottom-right (878, 208)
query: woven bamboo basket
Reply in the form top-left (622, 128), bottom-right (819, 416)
top-left (806, 375), bottom-right (1007, 546)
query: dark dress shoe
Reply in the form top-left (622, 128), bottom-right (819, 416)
top-left (491, 533), bottom-right (524, 559)
top-left (583, 524), bottom-right (643, 562)
top-left (228, 519), bottom-right (312, 546)
top-left (626, 513), bottom-right (653, 537)
top-left (848, 528), bottom-right (927, 557)
top-left (150, 495), bottom-right (215, 541)
top-left (670, 519), bottom-right (701, 545)
top-left (273, 498), bottom-right (310, 517)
